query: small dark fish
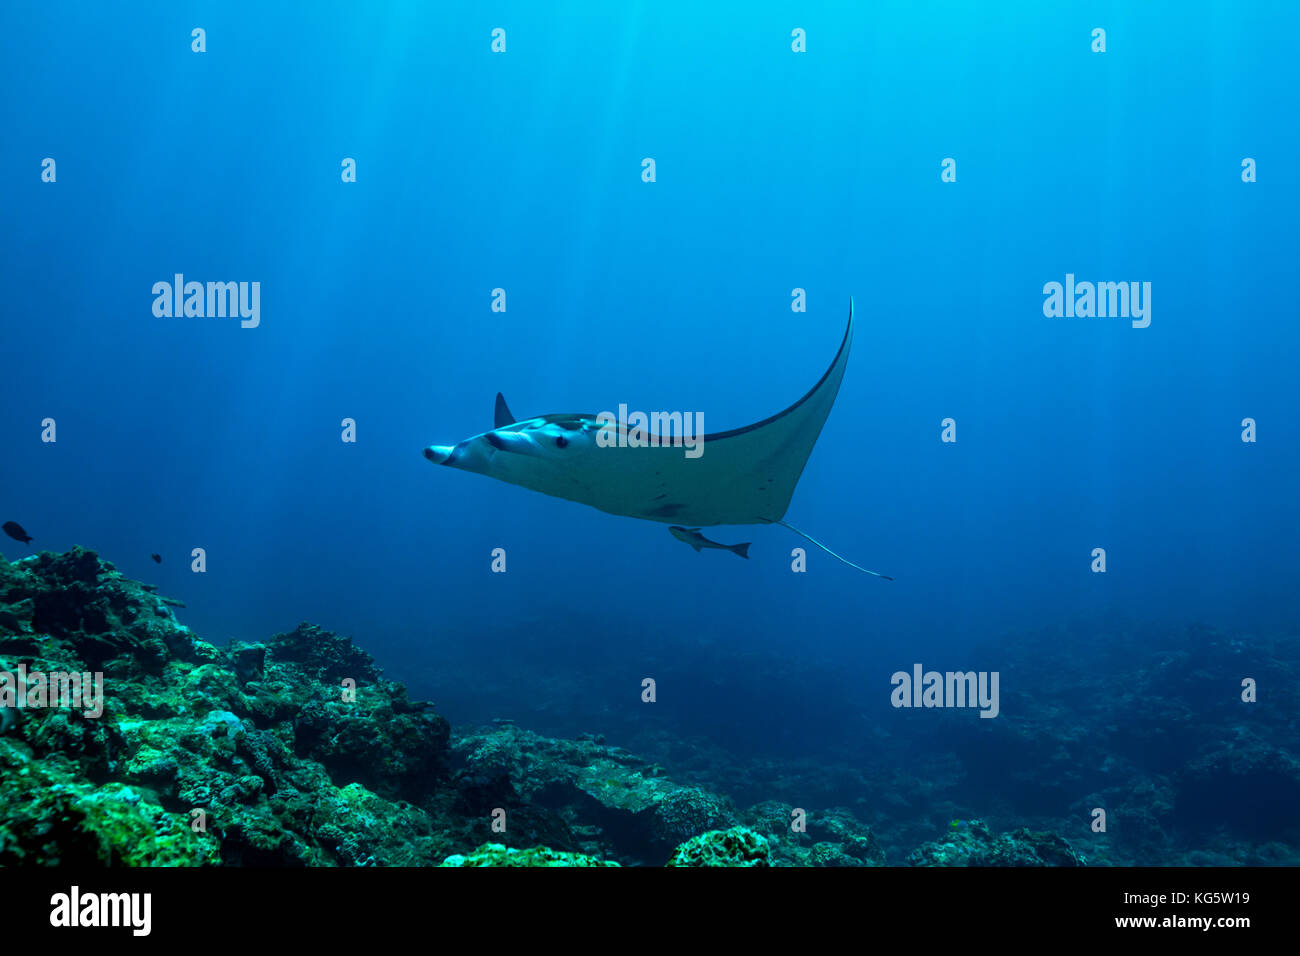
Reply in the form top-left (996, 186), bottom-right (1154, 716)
top-left (2, 521), bottom-right (33, 545)
top-left (669, 525), bottom-right (750, 560)
top-left (151, 553), bottom-right (162, 564)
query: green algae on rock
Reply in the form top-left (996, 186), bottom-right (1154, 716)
top-left (441, 843), bottom-right (620, 867)
top-left (666, 826), bottom-right (771, 867)
top-left (0, 736), bottom-right (220, 866)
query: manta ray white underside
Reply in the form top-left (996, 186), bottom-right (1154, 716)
top-left (424, 299), bottom-right (890, 578)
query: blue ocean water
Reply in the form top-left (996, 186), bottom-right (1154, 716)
top-left (2, 2), bottom-right (1297, 862)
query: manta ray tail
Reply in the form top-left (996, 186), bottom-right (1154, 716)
top-left (771, 520), bottom-right (893, 580)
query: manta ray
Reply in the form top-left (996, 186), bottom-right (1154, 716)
top-left (423, 299), bottom-right (891, 578)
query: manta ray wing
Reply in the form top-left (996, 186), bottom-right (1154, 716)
top-left (425, 300), bottom-right (855, 528)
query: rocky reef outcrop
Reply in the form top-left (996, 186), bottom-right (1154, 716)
top-left (0, 548), bottom-right (457, 866)
top-left (667, 827), bottom-right (772, 867)
top-left (907, 819), bottom-right (1085, 866)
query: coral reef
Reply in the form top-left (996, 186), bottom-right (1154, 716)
top-left (667, 827), bottom-right (771, 867)
top-left (0, 548), bottom-right (459, 866)
top-left (907, 819), bottom-right (1085, 867)
top-left (0, 548), bottom-right (1101, 867)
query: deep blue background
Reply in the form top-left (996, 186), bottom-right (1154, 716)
top-left (2, 3), bottom-right (1296, 737)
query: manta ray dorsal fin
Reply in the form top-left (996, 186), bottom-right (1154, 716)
top-left (494, 392), bottom-right (517, 429)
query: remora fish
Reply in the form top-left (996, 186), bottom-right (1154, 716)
top-left (669, 525), bottom-right (750, 560)
top-left (423, 300), bottom-right (891, 578)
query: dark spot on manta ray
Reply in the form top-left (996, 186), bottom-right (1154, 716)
top-left (653, 493), bottom-right (667, 500)
top-left (646, 502), bottom-right (685, 517)
top-left (555, 436), bottom-right (569, 448)
top-left (485, 432), bottom-right (505, 450)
